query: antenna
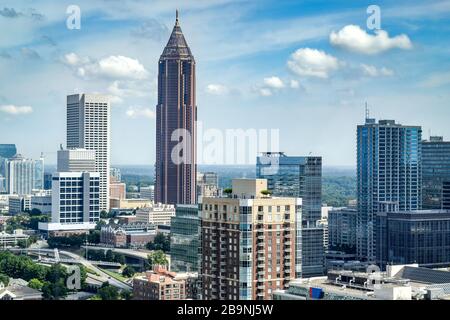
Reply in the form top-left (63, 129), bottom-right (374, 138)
top-left (365, 102), bottom-right (370, 120)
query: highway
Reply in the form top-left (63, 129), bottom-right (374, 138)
top-left (8, 248), bottom-right (132, 291)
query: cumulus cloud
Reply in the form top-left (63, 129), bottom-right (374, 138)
top-left (0, 105), bottom-right (33, 115)
top-left (62, 53), bottom-right (149, 80)
top-left (205, 84), bottom-right (229, 95)
top-left (290, 79), bottom-right (300, 89)
top-left (360, 64), bottom-right (394, 77)
top-left (125, 106), bottom-right (155, 119)
top-left (287, 48), bottom-right (340, 78)
top-left (330, 25), bottom-right (412, 55)
top-left (263, 76), bottom-right (285, 89)
top-left (259, 88), bottom-right (273, 97)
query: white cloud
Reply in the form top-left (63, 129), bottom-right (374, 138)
top-left (205, 84), bottom-right (229, 95)
top-left (263, 76), bottom-right (284, 89)
top-left (287, 48), bottom-right (340, 78)
top-left (0, 104), bottom-right (33, 115)
top-left (330, 25), bottom-right (412, 55)
top-left (290, 79), bottom-right (300, 89)
top-left (63, 53), bottom-right (149, 80)
top-left (125, 106), bottom-right (155, 119)
top-left (360, 64), bottom-right (394, 77)
top-left (259, 88), bottom-right (272, 97)
top-left (419, 71), bottom-right (450, 88)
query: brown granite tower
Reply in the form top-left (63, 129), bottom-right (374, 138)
top-left (155, 11), bottom-right (197, 204)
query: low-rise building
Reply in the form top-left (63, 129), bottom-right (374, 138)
top-left (376, 210), bottom-right (450, 269)
top-left (109, 198), bottom-right (152, 210)
top-left (133, 265), bottom-right (198, 300)
top-left (30, 193), bottom-right (52, 214)
top-left (135, 203), bottom-right (175, 226)
top-left (8, 195), bottom-right (31, 215)
top-left (100, 222), bottom-right (156, 248)
top-left (273, 264), bottom-right (450, 300)
top-left (0, 279), bottom-right (42, 300)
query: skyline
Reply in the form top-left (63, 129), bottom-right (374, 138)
top-left (1, 0), bottom-right (450, 166)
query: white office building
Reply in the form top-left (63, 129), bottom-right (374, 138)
top-left (31, 193), bottom-right (52, 214)
top-left (38, 172), bottom-right (100, 232)
top-left (135, 203), bottom-right (175, 226)
top-left (5, 154), bottom-right (44, 195)
top-left (57, 148), bottom-right (96, 172)
top-left (67, 94), bottom-right (110, 212)
top-left (140, 185), bottom-right (154, 201)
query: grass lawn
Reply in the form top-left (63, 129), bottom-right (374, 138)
top-left (100, 268), bottom-right (128, 282)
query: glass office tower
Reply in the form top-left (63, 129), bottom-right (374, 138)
top-left (0, 144), bottom-right (17, 192)
top-left (257, 152), bottom-right (324, 277)
top-left (170, 204), bottom-right (200, 273)
top-left (422, 136), bottom-right (450, 209)
top-left (357, 118), bottom-right (421, 263)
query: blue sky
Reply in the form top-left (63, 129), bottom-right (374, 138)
top-left (0, 0), bottom-right (449, 166)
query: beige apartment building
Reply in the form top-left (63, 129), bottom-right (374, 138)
top-left (200, 179), bottom-right (302, 300)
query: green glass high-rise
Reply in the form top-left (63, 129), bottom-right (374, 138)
top-left (357, 118), bottom-right (422, 263)
top-left (170, 204), bottom-right (200, 273)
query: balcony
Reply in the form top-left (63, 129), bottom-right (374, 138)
top-left (257, 270), bottom-right (265, 276)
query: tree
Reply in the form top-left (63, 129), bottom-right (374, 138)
top-left (42, 280), bottom-right (68, 300)
top-left (260, 189), bottom-right (272, 196)
top-left (122, 265), bottom-right (136, 278)
top-left (97, 283), bottom-right (120, 300)
top-left (0, 273), bottom-right (9, 286)
top-left (146, 233), bottom-right (170, 252)
top-left (105, 250), bottom-right (114, 262)
top-left (88, 230), bottom-right (100, 244)
top-left (121, 290), bottom-right (132, 300)
top-left (223, 188), bottom-right (232, 196)
top-left (95, 220), bottom-right (107, 230)
top-left (29, 208), bottom-right (42, 216)
top-left (148, 250), bottom-right (168, 268)
top-left (28, 278), bottom-right (44, 290)
top-left (17, 239), bottom-right (28, 248)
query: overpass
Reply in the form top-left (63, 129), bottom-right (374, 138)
top-left (6, 248), bottom-right (132, 291)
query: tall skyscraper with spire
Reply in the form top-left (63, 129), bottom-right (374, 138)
top-left (155, 11), bottom-right (197, 205)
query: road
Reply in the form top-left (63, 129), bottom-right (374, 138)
top-left (8, 247), bottom-right (132, 291)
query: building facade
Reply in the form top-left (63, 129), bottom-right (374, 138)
top-left (100, 222), bottom-right (156, 248)
top-left (155, 11), bottom-right (197, 205)
top-left (170, 204), bottom-right (200, 273)
top-left (5, 154), bottom-right (44, 195)
top-left (257, 152), bottom-right (324, 277)
top-left (8, 195), bottom-right (31, 215)
top-left (133, 266), bottom-right (197, 300)
top-left (376, 210), bottom-right (450, 268)
top-left (67, 94), bottom-right (110, 212)
top-left (140, 185), bottom-right (154, 201)
top-left (422, 136), bottom-right (450, 209)
top-left (197, 172), bottom-right (220, 201)
top-left (135, 203), bottom-right (175, 225)
top-left (0, 144), bottom-right (17, 193)
top-left (57, 148), bottom-right (96, 173)
top-left (357, 118), bottom-right (422, 262)
top-left (328, 207), bottom-right (357, 254)
top-left (200, 179), bottom-right (302, 300)
top-left (38, 172), bottom-right (100, 232)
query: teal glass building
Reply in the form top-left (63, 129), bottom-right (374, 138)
top-left (170, 204), bottom-right (200, 272)
top-left (357, 118), bottom-right (422, 263)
